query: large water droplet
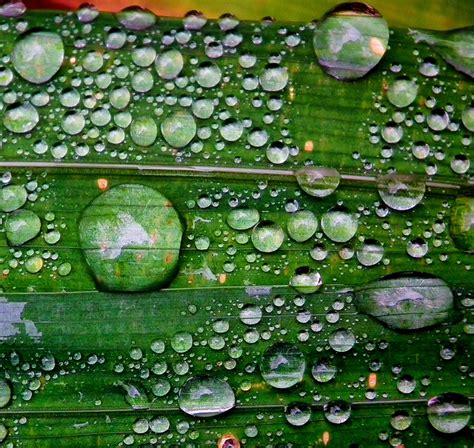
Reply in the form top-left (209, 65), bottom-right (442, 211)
top-left (251, 220), bottom-right (285, 253)
top-left (449, 196), bottom-right (473, 252)
top-left (116, 6), bottom-right (156, 30)
top-left (0, 185), bottom-right (27, 212)
top-left (356, 239), bottom-right (383, 266)
top-left (161, 111), bottom-right (196, 148)
top-left (259, 64), bottom-right (288, 92)
top-left (313, 2), bottom-right (389, 80)
top-left (260, 342), bottom-right (306, 389)
top-left (130, 116), bottom-right (158, 147)
top-left (324, 400), bottom-right (351, 424)
top-left (287, 210), bottom-right (318, 242)
top-left (387, 78), bottom-right (418, 107)
top-left (295, 167), bottom-right (340, 198)
top-left (377, 175), bottom-right (425, 211)
top-left (328, 328), bottom-right (355, 352)
top-left (155, 49), bottom-right (184, 80)
top-left (178, 376), bottom-right (235, 417)
top-left (290, 267), bottom-right (322, 294)
top-left (3, 102), bottom-right (39, 134)
top-left (78, 184), bottom-right (183, 292)
top-left (11, 31), bottom-right (64, 84)
top-left (427, 393), bottom-right (471, 434)
top-left (227, 209), bottom-right (260, 230)
top-left (355, 273), bottom-right (454, 330)
top-left (312, 358), bottom-right (336, 383)
top-left (321, 206), bottom-right (358, 243)
top-left (285, 402), bottom-right (311, 426)
top-left (5, 209), bottom-right (41, 246)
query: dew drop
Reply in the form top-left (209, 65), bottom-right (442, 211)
top-left (0, 185), bottom-right (27, 212)
top-left (324, 400), bottom-right (351, 424)
top-left (295, 167), bottom-right (340, 198)
top-left (3, 102), bottom-right (39, 134)
top-left (161, 111), bottom-right (196, 148)
top-left (5, 209), bottom-right (41, 246)
top-left (227, 209), bottom-right (260, 230)
top-left (287, 210), bottom-right (318, 242)
top-left (155, 49), bottom-right (184, 80)
top-left (251, 220), bottom-right (285, 253)
top-left (387, 78), bottom-right (418, 108)
top-left (427, 393), bottom-right (471, 434)
top-left (321, 206), bottom-right (358, 243)
top-left (377, 175), bottom-right (425, 211)
top-left (285, 402), bottom-right (311, 426)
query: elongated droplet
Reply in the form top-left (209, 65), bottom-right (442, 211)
top-left (377, 175), bottom-right (425, 211)
top-left (178, 376), bottom-right (235, 417)
top-left (427, 393), bottom-right (471, 434)
top-left (78, 184), bottom-right (183, 292)
top-left (5, 209), bottom-right (41, 246)
top-left (116, 6), bottom-right (156, 30)
top-left (11, 31), bottom-right (64, 84)
top-left (0, 185), bottom-right (27, 212)
top-left (449, 196), bottom-right (473, 253)
top-left (227, 208), bottom-right (260, 230)
top-left (355, 273), bottom-right (454, 330)
top-left (313, 2), bottom-right (389, 80)
top-left (295, 167), bottom-right (340, 198)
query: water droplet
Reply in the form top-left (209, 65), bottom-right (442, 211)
top-left (285, 402), bottom-right (311, 426)
top-left (78, 184), bottom-right (183, 292)
top-left (116, 6), bottom-right (156, 31)
top-left (227, 209), bottom-right (260, 230)
top-left (321, 206), bottom-right (358, 243)
top-left (449, 196), bottom-right (473, 252)
top-left (266, 141), bottom-right (289, 164)
top-left (171, 332), bottom-right (193, 353)
top-left (357, 239), bottom-right (384, 266)
top-left (251, 220), bottom-right (285, 253)
top-left (259, 64), bottom-right (288, 92)
top-left (12, 31), bottom-right (64, 84)
top-left (450, 154), bottom-right (470, 174)
top-left (195, 62), bottom-right (222, 88)
top-left (5, 209), bottom-right (41, 246)
top-left (260, 342), bottom-right (306, 389)
top-left (377, 175), bottom-right (425, 211)
top-left (77, 3), bottom-right (99, 23)
top-left (390, 410), bottom-right (412, 430)
top-left (313, 3), bottom-right (389, 80)
top-left (295, 167), bottom-right (340, 198)
top-left (419, 57), bottom-right (439, 77)
top-left (178, 376), bottom-right (235, 417)
top-left (220, 119), bottom-right (244, 142)
top-left (461, 104), bottom-right (474, 131)
top-left (149, 416), bottom-right (170, 433)
top-left (3, 102), bottom-right (39, 134)
top-left (0, 185), bottom-right (27, 212)
top-left (0, 381), bottom-right (11, 408)
top-left (387, 78), bottom-right (418, 108)
top-left (116, 381), bottom-right (149, 410)
top-left (355, 273), bottom-right (454, 330)
top-left (290, 267), bottom-right (323, 294)
top-left (132, 418), bottom-right (149, 434)
top-left (155, 49), bottom-right (184, 80)
top-left (407, 237), bottom-right (428, 258)
top-left (312, 358), bottom-right (336, 382)
top-left (130, 116), bottom-right (158, 147)
top-left (62, 111), bottom-right (85, 135)
top-left (25, 255), bottom-right (43, 273)
top-left (427, 393), bottom-right (471, 434)
top-left (239, 304), bottom-right (263, 325)
top-left (381, 121), bottom-right (403, 143)
top-left (218, 13), bottom-right (240, 31)
top-left (427, 108), bottom-right (449, 131)
top-left (183, 10), bottom-right (207, 30)
top-left (287, 210), bottom-right (318, 242)
top-left (0, 0), bottom-right (26, 17)
top-left (161, 111), bottom-right (196, 148)
top-left (329, 328), bottom-right (355, 352)
top-left (324, 400), bottom-right (351, 424)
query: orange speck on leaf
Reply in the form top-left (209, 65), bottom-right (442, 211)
top-left (97, 178), bottom-right (108, 191)
top-left (219, 273), bottom-right (227, 284)
top-left (322, 431), bottom-right (330, 446)
top-left (368, 373), bottom-right (377, 388)
top-left (304, 140), bottom-right (314, 152)
top-left (217, 433), bottom-right (240, 448)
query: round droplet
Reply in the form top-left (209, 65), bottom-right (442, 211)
top-left (313, 3), bottom-right (389, 80)
top-left (251, 221), bottom-right (284, 253)
top-left (116, 6), bottom-right (156, 30)
top-left (0, 381), bottom-right (11, 408)
top-left (449, 196), bottom-right (473, 252)
top-left (287, 210), bottom-right (318, 242)
top-left (390, 410), bottom-right (412, 431)
top-left (427, 108), bottom-right (449, 131)
top-left (324, 400), bottom-right (351, 424)
top-left (377, 175), bottom-right (425, 211)
top-left (171, 332), bottom-right (193, 353)
top-left (328, 328), bottom-right (355, 352)
top-left (178, 376), bottom-right (235, 417)
top-left (397, 374), bottom-right (416, 394)
top-left (355, 273), bottom-right (454, 330)
top-left (78, 184), bottom-right (183, 292)
top-left (356, 239), bottom-right (383, 266)
top-left (381, 121), bottom-right (403, 143)
top-left (290, 268), bottom-right (322, 294)
top-left (116, 381), bottom-right (148, 410)
top-left (285, 402), bottom-right (311, 426)
top-left (240, 305), bottom-right (262, 325)
top-left (0, 0), bottom-right (26, 17)
top-left (461, 104), bottom-right (474, 131)
top-left (155, 49), bottom-right (184, 80)
top-left (149, 416), bottom-right (170, 434)
top-left (25, 255), bottom-right (43, 273)
top-left (0, 423), bottom-right (6, 442)
top-left (321, 206), bottom-right (358, 243)
top-left (259, 64), bottom-right (288, 92)
top-left (295, 167), bottom-right (340, 198)
top-left (11, 31), bottom-right (64, 84)
top-left (5, 209), bottom-right (41, 246)
top-left (407, 237), bottom-right (428, 258)
top-left (161, 111), bottom-right (196, 148)
top-left (266, 141), bottom-right (289, 164)
top-left (419, 57), bottom-right (439, 77)
top-left (62, 111), bottom-right (85, 135)
top-left (227, 209), bottom-right (259, 230)
top-left (0, 185), bottom-right (27, 212)
top-left (427, 393), bottom-right (471, 434)
top-left (3, 102), bottom-right (39, 134)
top-left (260, 342), bottom-right (306, 389)
top-left (387, 78), bottom-right (418, 107)
top-left (130, 116), bottom-right (158, 147)
top-left (312, 358), bottom-right (337, 383)
top-left (220, 119), bottom-right (243, 142)
top-left (195, 62), bottom-right (221, 88)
